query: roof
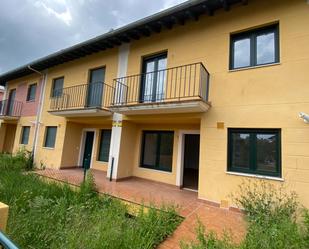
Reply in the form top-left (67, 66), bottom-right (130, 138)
top-left (0, 0), bottom-right (247, 85)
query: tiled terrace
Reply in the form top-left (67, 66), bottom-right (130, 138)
top-left (36, 168), bottom-right (246, 249)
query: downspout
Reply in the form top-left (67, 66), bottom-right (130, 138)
top-left (27, 65), bottom-right (47, 164)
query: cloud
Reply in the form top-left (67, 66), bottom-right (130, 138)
top-left (34, 1), bottom-right (72, 26)
top-left (0, 0), bottom-right (186, 74)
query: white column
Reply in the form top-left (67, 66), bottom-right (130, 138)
top-left (107, 43), bottom-right (130, 180)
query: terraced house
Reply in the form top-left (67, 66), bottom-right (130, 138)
top-left (1, 0), bottom-right (309, 209)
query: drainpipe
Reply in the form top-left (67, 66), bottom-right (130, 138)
top-left (27, 65), bottom-right (48, 163)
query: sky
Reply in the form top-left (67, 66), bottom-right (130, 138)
top-left (0, 0), bottom-right (186, 74)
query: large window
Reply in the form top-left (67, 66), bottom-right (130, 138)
top-left (44, 126), bottom-right (57, 148)
top-left (228, 129), bottom-right (281, 177)
top-left (51, 77), bottom-right (64, 97)
top-left (230, 24), bottom-right (279, 70)
top-left (27, 83), bottom-right (37, 101)
top-left (98, 129), bottom-right (111, 162)
top-left (140, 131), bottom-right (174, 172)
top-left (20, 126), bottom-right (30, 145)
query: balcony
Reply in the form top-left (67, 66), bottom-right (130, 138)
top-left (110, 62), bottom-right (210, 115)
top-left (49, 82), bottom-right (114, 117)
top-left (0, 99), bottom-right (23, 121)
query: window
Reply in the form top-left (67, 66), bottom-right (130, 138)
top-left (140, 131), bottom-right (174, 172)
top-left (44, 126), bottom-right (57, 148)
top-left (98, 129), bottom-right (111, 162)
top-left (141, 53), bottom-right (167, 102)
top-left (20, 126), bottom-right (30, 145)
top-left (230, 24), bottom-right (279, 69)
top-left (27, 83), bottom-right (37, 101)
top-left (51, 77), bottom-right (64, 97)
top-left (228, 129), bottom-right (281, 177)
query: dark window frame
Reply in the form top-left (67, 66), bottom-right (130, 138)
top-left (230, 24), bottom-right (279, 70)
top-left (26, 83), bottom-right (37, 101)
top-left (51, 77), bottom-right (64, 97)
top-left (20, 126), bottom-right (30, 145)
top-left (43, 126), bottom-right (57, 148)
top-left (140, 130), bottom-right (174, 172)
top-left (227, 128), bottom-right (281, 177)
top-left (140, 52), bottom-right (168, 103)
top-left (98, 129), bottom-right (112, 162)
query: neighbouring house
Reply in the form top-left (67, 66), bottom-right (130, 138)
top-left (0, 0), bottom-right (309, 209)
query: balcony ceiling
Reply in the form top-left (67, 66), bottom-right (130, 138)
top-left (0, 0), bottom-right (247, 85)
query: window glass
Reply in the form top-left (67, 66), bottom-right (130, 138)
top-left (20, 126), bottom-right (30, 145)
top-left (27, 84), bottom-right (37, 101)
top-left (142, 133), bottom-right (158, 166)
top-left (158, 132), bottom-right (173, 172)
top-left (44, 127), bottom-right (57, 148)
top-left (231, 133), bottom-right (250, 170)
top-left (233, 38), bottom-right (251, 68)
top-left (256, 32), bottom-right (275, 65)
top-left (52, 77), bottom-right (64, 97)
top-left (256, 133), bottom-right (277, 173)
top-left (98, 130), bottom-right (111, 162)
top-left (141, 131), bottom-right (174, 172)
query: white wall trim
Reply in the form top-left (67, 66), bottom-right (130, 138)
top-left (78, 128), bottom-right (97, 169)
top-left (33, 71), bottom-right (48, 160)
top-left (176, 130), bottom-right (200, 187)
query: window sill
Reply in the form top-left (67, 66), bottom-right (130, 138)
top-left (139, 166), bottom-right (173, 174)
top-left (229, 62), bottom-right (281, 73)
top-left (226, 171), bottom-right (284, 182)
top-left (42, 147), bottom-right (55, 150)
top-left (26, 100), bottom-right (35, 103)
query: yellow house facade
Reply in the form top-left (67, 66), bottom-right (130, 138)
top-left (1, 0), bottom-right (309, 209)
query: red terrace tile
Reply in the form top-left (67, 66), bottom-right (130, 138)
top-left (36, 168), bottom-right (247, 248)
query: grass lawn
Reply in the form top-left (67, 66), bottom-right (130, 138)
top-left (0, 152), bottom-right (182, 249)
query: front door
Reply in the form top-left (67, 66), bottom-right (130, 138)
top-left (82, 131), bottom-right (95, 169)
top-left (7, 89), bottom-right (16, 115)
top-left (140, 53), bottom-right (167, 103)
top-left (86, 68), bottom-right (105, 107)
top-left (183, 134), bottom-right (200, 190)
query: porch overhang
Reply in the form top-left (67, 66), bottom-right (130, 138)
top-left (48, 107), bottom-right (112, 118)
top-left (110, 100), bottom-right (211, 115)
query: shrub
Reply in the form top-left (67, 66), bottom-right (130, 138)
top-left (182, 180), bottom-right (308, 249)
top-left (181, 221), bottom-right (236, 249)
top-left (0, 154), bottom-right (182, 249)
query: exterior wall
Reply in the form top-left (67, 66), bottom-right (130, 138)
top-left (12, 116), bottom-right (36, 153)
top-left (6, 74), bottom-right (42, 116)
top-left (122, 0), bottom-right (309, 207)
top-left (60, 121), bottom-right (111, 171)
top-left (117, 118), bottom-right (200, 185)
top-left (35, 48), bottom-right (118, 169)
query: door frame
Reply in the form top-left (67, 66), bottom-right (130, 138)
top-left (78, 128), bottom-right (97, 168)
top-left (176, 130), bottom-right (200, 187)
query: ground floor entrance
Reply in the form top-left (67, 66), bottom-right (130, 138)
top-left (81, 131), bottom-right (95, 169)
top-left (0, 123), bottom-right (17, 153)
top-left (182, 134), bottom-right (200, 191)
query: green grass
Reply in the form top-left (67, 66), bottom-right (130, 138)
top-left (181, 180), bottom-right (309, 249)
top-left (0, 152), bottom-right (182, 249)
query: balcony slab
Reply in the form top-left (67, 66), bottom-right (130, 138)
top-left (48, 107), bottom-right (112, 118)
top-left (110, 100), bottom-right (211, 115)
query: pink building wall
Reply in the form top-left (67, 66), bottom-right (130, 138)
top-left (13, 80), bottom-right (42, 117)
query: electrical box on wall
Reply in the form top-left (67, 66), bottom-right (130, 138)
top-left (217, 122), bottom-right (225, 129)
